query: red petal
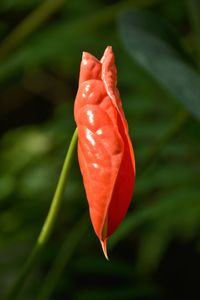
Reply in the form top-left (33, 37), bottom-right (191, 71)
top-left (74, 46), bottom-right (136, 256)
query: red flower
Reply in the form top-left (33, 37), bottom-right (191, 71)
top-left (74, 46), bottom-right (136, 259)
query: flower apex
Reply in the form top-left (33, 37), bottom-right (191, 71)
top-left (101, 239), bottom-right (109, 261)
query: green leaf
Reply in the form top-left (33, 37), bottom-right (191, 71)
top-left (119, 10), bottom-right (200, 120)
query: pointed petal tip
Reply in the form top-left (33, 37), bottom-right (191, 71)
top-left (103, 46), bottom-right (113, 56)
top-left (106, 45), bottom-right (113, 51)
top-left (82, 51), bottom-right (99, 62)
top-left (82, 51), bottom-right (90, 64)
top-left (101, 46), bottom-right (114, 64)
top-left (82, 51), bottom-right (88, 59)
top-left (104, 46), bottom-right (113, 56)
top-left (101, 239), bottom-right (109, 261)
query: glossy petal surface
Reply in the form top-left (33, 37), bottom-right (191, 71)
top-left (74, 46), bottom-right (136, 256)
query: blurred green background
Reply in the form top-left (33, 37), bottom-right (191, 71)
top-left (0, 0), bottom-right (200, 299)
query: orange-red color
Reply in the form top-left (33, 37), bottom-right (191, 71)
top-left (74, 46), bottom-right (136, 259)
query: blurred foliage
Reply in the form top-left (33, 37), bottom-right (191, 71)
top-left (0, 0), bottom-right (200, 300)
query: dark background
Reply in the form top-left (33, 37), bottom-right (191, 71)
top-left (0, 0), bottom-right (200, 299)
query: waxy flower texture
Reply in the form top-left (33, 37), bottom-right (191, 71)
top-left (74, 46), bottom-right (136, 259)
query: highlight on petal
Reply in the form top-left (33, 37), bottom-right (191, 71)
top-left (74, 46), bottom-right (136, 259)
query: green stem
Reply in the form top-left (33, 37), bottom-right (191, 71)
top-left (37, 214), bottom-right (89, 300)
top-left (4, 128), bottom-right (78, 300)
